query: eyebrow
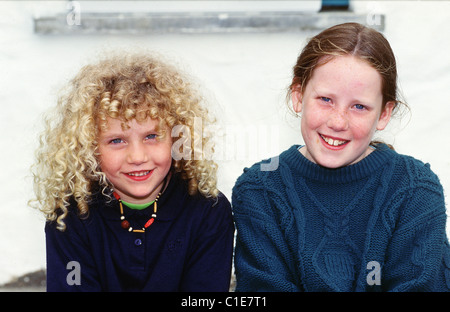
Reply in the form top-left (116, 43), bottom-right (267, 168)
top-left (312, 86), bottom-right (337, 99)
top-left (99, 132), bottom-right (123, 139)
top-left (312, 86), bottom-right (375, 105)
top-left (100, 126), bottom-right (159, 138)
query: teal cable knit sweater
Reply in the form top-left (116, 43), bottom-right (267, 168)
top-left (232, 144), bottom-right (450, 291)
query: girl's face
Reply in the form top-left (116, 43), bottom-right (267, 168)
top-left (292, 55), bottom-right (394, 169)
top-left (98, 117), bottom-right (173, 204)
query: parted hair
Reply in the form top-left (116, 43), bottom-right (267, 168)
top-left (287, 22), bottom-right (407, 149)
top-left (289, 22), bottom-right (403, 110)
top-left (31, 51), bottom-right (218, 231)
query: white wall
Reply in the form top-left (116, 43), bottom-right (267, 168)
top-left (0, 1), bottom-right (449, 284)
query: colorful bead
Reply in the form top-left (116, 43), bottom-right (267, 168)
top-left (121, 220), bottom-right (130, 229)
top-left (145, 218), bottom-right (155, 228)
top-left (115, 189), bottom-right (162, 233)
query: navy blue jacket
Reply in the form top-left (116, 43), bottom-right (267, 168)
top-left (45, 174), bottom-right (234, 292)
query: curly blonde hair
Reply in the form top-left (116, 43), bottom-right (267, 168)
top-left (31, 51), bottom-right (219, 231)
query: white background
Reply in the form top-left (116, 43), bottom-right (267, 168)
top-left (0, 1), bottom-right (449, 284)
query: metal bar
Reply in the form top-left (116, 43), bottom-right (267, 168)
top-left (34, 11), bottom-right (384, 35)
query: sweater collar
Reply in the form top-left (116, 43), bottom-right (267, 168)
top-left (282, 143), bottom-right (395, 183)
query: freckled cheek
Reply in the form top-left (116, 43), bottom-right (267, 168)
top-left (301, 113), bottom-right (323, 142)
top-left (350, 120), bottom-right (378, 140)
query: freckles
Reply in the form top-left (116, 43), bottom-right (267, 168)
top-left (352, 129), bottom-right (373, 143)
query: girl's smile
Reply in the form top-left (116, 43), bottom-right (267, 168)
top-left (125, 169), bottom-right (153, 181)
top-left (98, 117), bottom-right (173, 204)
top-left (292, 55), bottom-right (395, 168)
top-left (319, 133), bottom-right (349, 149)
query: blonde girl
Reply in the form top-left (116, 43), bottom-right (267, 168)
top-left (32, 51), bottom-right (234, 291)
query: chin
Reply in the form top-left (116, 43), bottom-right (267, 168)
top-left (315, 155), bottom-right (353, 169)
top-left (318, 161), bottom-right (345, 169)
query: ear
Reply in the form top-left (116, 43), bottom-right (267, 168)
top-left (291, 85), bottom-right (303, 113)
top-left (376, 101), bottom-right (395, 131)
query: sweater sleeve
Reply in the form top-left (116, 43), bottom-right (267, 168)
top-left (232, 167), bottom-right (301, 292)
top-left (45, 207), bottom-right (102, 292)
top-left (383, 164), bottom-right (450, 292)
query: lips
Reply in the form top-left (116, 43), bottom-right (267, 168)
top-left (319, 134), bottom-right (349, 148)
top-left (125, 170), bottom-right (153, 181)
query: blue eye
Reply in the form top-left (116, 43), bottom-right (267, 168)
top-left (146, 134), bottom-right (157, 140)
top-left (354, 104), bottom-right (366, 110)
top-left (321, 97), bottom-right (331, 103)
top-left (110, 138), bottom-right (123, 144)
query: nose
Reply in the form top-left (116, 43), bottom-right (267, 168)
top-left (326, 108), bottom-right (349, 132)
top-left (127, 142), bottom-right (148, 165)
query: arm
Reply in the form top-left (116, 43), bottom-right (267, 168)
top-left (383, 181), bottom-right (450, 292)
top-left (232, 172), bottom-right (301, 292)
top-left (45, 209), bottom-right (102, 292)
top-left (179, 194), bottom-right (235, 292)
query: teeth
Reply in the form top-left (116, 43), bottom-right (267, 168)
top-left (321, 135), bottom-right (347, 146)
top-left (128, 171), bottom-right (150, 177)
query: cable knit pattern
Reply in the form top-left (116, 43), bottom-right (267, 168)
top-left (232, 144), bottom-right (450, 291)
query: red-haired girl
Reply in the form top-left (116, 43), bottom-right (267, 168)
top-left (232, 23), bottom-right (450, 292)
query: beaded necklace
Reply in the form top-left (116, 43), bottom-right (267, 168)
top-left (113, 191), bottom-right (161, 233)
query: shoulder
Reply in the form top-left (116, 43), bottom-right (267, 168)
top-left (171, 172), bottom-right (231, 209)
top-left (44, 200), bottom-right (91, 252)
top-left (390, 150), bottom-right (443, 191)
top-left (235, 145), bottom-right (300, 184)
top-left (233, 145), bottom-right (298, 190)
top-left (180, 191), bottom-right (234, 241)
top-left (384, 150), bottom-right (446, 225)
top-left (170, 173), bottom-right (232, 221)
top-left (232, 146), bottom-right (298, 216)
top-left (232, 158), bottom-right (277, 204)
top-left (189, 191), bottom-right (232, 222)
top-left (45, 192), bottom-right (107, 236)
top-left (369, 146), bottom-right (445, 210)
